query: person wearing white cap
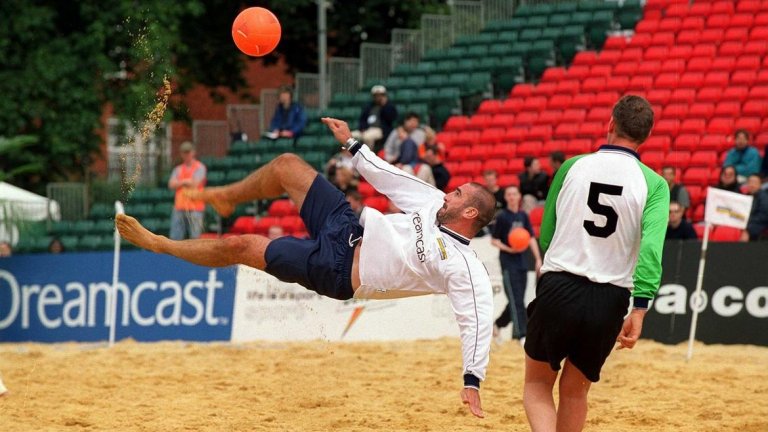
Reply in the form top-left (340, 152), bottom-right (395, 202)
top-left (351, 84), bottom-right (398, 152)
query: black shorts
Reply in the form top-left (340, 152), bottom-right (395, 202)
top-left (264, 175), bottom-right (363, 300)
top-left (524, 271), bottom-right (630, 382)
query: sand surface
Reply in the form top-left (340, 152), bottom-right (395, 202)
top-left (0, 339), bottom-right (766, 431)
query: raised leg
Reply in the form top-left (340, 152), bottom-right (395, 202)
top-left (187, 153), bottom-right (318, 217)
top-left (524, 355), bottom-right (559, 432)
top-left (556, 360), bottom-right (591, 432)
top-left (116, 214), bottom-right (270, 269)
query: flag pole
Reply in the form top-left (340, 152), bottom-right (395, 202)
top-left (686, 221), bottom-right (711, 361)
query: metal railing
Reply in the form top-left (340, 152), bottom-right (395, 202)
top-left (192, 120), bottom-right (229, 158)
top-left (47, 182), bottom-right (87, 221)
top-left (451, 0), bottom-right (486, 38)
top-left (295, 72), bottom-right (322, 109)
top-left (391, 28), bottom-right (423, 66)
top-left (421, 14), bottom-right (456, 55)
top-left (259, 88), bottom-right (280, 136)
top-left (328, 57), bottom-right (362, 98)
top-left (360, 43), bottom-right (393, 90)
top-left (228, 104), bottom-right (261, 141)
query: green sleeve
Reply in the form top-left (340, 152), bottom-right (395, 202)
top-left (632, 166), bottom-right (670, 305)
top-left (539, 155), bottom-right (585, 254)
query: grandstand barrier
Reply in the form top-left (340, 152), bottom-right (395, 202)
top-left (1, 239), bottom-right (766, 345)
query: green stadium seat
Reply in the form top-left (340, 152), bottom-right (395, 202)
top-left (435, 88), bottom-right (461, 104)
top-left (528, 16), bottom-right (548, 28)
top-left (483, 20), bottom-right (507, 32)
top-left (415, 62), bottom-right (437, 75)
top-left (464, 72), bottom-right (491, 94)
top-left (489, 43), bottom-right (514, 57)
top-left (579, 0), bottom-right (618, 13)
top-left (331, 93), bottom-right (355, 105)
top-left (509, 41), bottom-right (534, 58)
top-left (589, 26), bottom-right (610, 49)
top-left (78, 235), bottom-right (103, 251)
top-left (92, 220), bottom-right (115, 235)
top-left (618, 9), bottom-right (642, 29)
top-left (555, 2), bottom-right (578, 14)
top-left (571, 12), bottom-right (593, 26)
top-left (14, 238), bottom-right (35, 254)
top-left (71, 220), bottom-right (96, 236)
top-left (456, 59), bottom-right (476, 73)
top-left (32, 236), bottom-right (54, 253)
top-left (304, 121), bottom-right (325, 136)
top-left (228, 140), bottom-right (251, 156)
top-left (542, 27), bottom-right (564, 41)
top-left (529, 40), bottom-right (555, 59)
top-left (519, 28), bottom-right (543, 42)
top-left (301, 151), bottom-right (327, 170)
top-left (235, 154), bottom-right (263, 171)
top-left (206, 171), bottom-right (226, 186)
top-left (386, 76), bottom-right (407, 90)
top-left (466, 45), bottom-right (489, 59)
top-left (528, 57), bottom-right (554, 80)
top-left (435, 60), bottom-right (458, 73)
top-left (548, 13), bottom-right (570, 27)
top-left (445, 47), bottom-right (468, 60)
top-left (592, 10), bottom-right (616, 25)
top-left (225, 169), bottom-right (248, 184)
top-left (153, 202), bottom-right (175, 218)
top-left (89, 203), bottom-right (112, 220)
top-left (404, 76), bottom-right (426, 89)
top-left (50, 221), bottom-right (72, 236)
top-left (477, 57), bottom-right (500, 72)
top-left (497, 31), bottom-right (517, 43)
top-left (125, 204), bottom-right (154, 219)
top-left (60, 235), bottom-right (79, 251)
top-left (392, 63), bottom-right (416, 77)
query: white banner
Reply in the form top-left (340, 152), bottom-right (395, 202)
top-left (230, 237), bottom-right (536, 342)
top-left (704, 187), bottom-right (753, 230)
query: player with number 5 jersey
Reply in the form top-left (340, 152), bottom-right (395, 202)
top-left (523, 95), bottom-right (670, 432)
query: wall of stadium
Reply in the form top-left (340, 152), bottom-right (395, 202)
top-left (1, 239), bottom-right (766, 345)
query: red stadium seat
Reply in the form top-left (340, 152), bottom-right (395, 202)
top-left (498, 174), bottom-right (520, 187)
top-left (651, 31), bottom-right (676, 47)
top-left (710, 56), bottom-right (736, 72)
top-left (707, 117), bottom-right (735, 135)
top-left (681, 16), bottom-right (705, 31)
top-left (734, 117), bottom-right (762, 134)
top-left (691, 207), bottom-right (706, 225)
top-left (655, 119), bottom-right (680, 136)
top-left (589, 64), bottom-right (612, 78)
top-left (363, 196), bottom-right (389, 212)
top-left (596, 50), bottom-right (621, 65)
top-left (722, 86), bottom-right (749, 102)
top-left (511, 84), bottom-right (535, 98)
top-left (454, 130), bottom-right (480, 147)
top-left (719, 41), bottom-right (743, 57)
top-left (665, 4), bottom-right (689, 18)
top-left (529, 206), bottom-right (544, 227)
top-left (466, 114), bottom-right (493, 130)
top-left (515, 111), bottom-right (538, 126)
top-left (689, 2), bottom-right (711, 16)
top-left (533, 82), bottom-right (558, 97)
top-left (711, 226), bottom-right (743, 242)
top-left (731, 71), bottom-right (757, 87)
top-left (692, 43), bottom-right (717, 59)
top-left (706, 14), bottom-right (731, 29)
top-left (731, 14), bottom-right (754, 28)
top-left (506, 159), bottom-right (525, 175)
top-left (477, 99), bottom-right (502, 115)
top-left (523, 96), bottom-right (547, 112)
top-left (619, 47), bottom-right (644, 63)
top-left (744, 40), bottom-right (768, 56)
top-left (686, 56), bottom-right (712, 72)
top-left (703, 72), bottom-right (729, 88)
top-left (711, 1), bottom-right (736, 15)
top-left (635, 21), bottom-right (660, 35)
top-left (517, 141), bottom-right (543, 157)
top-left (641, 151), bottom-right (664, 170)
top-left (665, 151), bottom-right (691, 168)
top-left (491, 143), bottom-right (515, 159)
top-left (687, 186), bottom-right (704, 207)
top-left (358, 182), bottom-right (376, 199)
top-left (674, 134), bottom-right (701, 152)
top-left (444, 116), bottom-right (469, 131)
top-left (680, 72), bottom-right (704, 89)
top-left (230, 216), bottom-right (257, 234)
top-left (604, 76), bottom-right (629, 93)
top-left (683, 167), bottom-right (710, 186)
top-left (743, 101), bottom-right (768, 118)
top-left (268, 199), bottom-right (298, 217)
top-left (645, 46), bottom-right (668, 61)
top-left (749, 86), bottom-right (768, 100)
top-left (697, 87), bottom-right (722, 103)
top-left (689, 151), bottom-right (717, 168)
top-left (490, 114), bottom-right (515, 129)
top-left (628, 75), bottom-right (654, 92)
top-left (555, 80), bottom-right (580, 95)
top-left (253, 216), bottom-right (282, 235)
top-left (536, 110), bottom-right (563, 125)
top-left (548, 94), bottom-right (572, 110)
top-left (699, 134), bottom-right (729, 152)
top-left (750, 26), bottom-right (768, 41)
top-left (526, 126), bottom-right (551, 141)
top-left (586, 107), bottom-right (612, 122)
top-left (577, 123), bottom-right (603, 139)
top-left (655, 73), bottom-right (679, 90)
top-left (504, 128), bottom-right (526, 143)
top-left (582, 77), bottom-right (606, 93)
top-left (562, 109), bottom-right (587, 123)
top-left (566, 139), bottom-right (592, 155)
top-left (670, 88), bottom-right (696, 104)
top-left (680, 119), bottom-right (706, 134)
top-left (663, 103), bottom-right (688, 120)
top-left (483, 159), bottom-right (507, 173)
top-left (542, 140), bottom-right (566, 155)
top-left (566, 64), bottom-right (590, 80)
top-left (724, 28), bottom-right (749, 43)
top-left (570, 93), bottom-right (595, 109)
top-left (594, 91), bottom-right (620, 107)
top-left (714, 101), bottom-right (741, 117)
top-left (688, 103), bottom-right (715, 120)
top-left (479, 128), bottom-right (505, 146)
top-left (572, 51), bottom-right (598, 66)
top-left (646, 89), bottom-right (671, 105)
top-left (500, 98), bottom-right (524, 114)
top-left (658, 17), bottom-right (683, 32)
top-left (738, 0), bottom-right (763, 13)
top-left (280, 216), bottom-right (305, 234)
top-left (603, 36), bottom-right (628, 51)
top-left (554, 123), bottom-right (579, 139)
top-left (614, 62), bottom-right (637, 76)
top-left (643, 136), bottom-right (671, 153)
top-left (541, 67), bottom-right (567, 83)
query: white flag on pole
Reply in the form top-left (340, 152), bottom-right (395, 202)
top-left (704, 187), bottom-right (753, 229)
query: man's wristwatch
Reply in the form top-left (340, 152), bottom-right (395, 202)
top-left (344, 137), bottom-right (363, 155)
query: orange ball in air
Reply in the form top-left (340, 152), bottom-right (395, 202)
top-left (231, 7), bottom-right (281, 57)
top-left (507, 227), bottom-right (531, 252)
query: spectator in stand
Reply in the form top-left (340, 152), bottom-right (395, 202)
top-left (666, 201), bottom-right (697, 240)
top-left (723, 129), bottom-right (761, 181)
top-left (265, 86), bottom-right (307, 140)
top-left (760, 145), bottom-right (768, 178)
top-left (345, 190), bottom-right (365, 218)
top-left (351, 85), bottom-right (398, 152)
top-left (661, 166), bottom-right (690, 212)
top-left (0, 241), bottom-right (11, 257)
top-left (491, 185), bottom-right (542, 345)
top-left (423, 144), bottom-right (451, 191)
top-left (330, 162), bottom-right (358, 194)
top-left (549, 151), bottom-right (565, 179)
top-left (383, 112), bottom-right (426, 165)
top-left (267, 225), bottom-right (285, 240)
top-left (325, 149), bottom-right (355, 181)
top-left (716, 165), bottom-right (741, 193)
top-left (168, 141), bottom-right (207, 240)
top-left (745, 174), bottom-right (763, 196)
top-left (483, 169), bottom-right (506, 210)
top-left (519, 156), bottom-right (549, 212)
top-left (742, 176), bottom-right (768, 241)
top-left (48, 238), bottom-right (65, 254)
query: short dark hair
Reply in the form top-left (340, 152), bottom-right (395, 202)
top-left (404, 112), bottom-right (420, 121)
top-left (467, 183), bottom-right (497, 232)
top-left (550, 151), bottom-right (565, 164)
top-left (278, 85), bottom-right (293, 95)
top-left (734, 129), bottom-right (750, 140)
top-left (612, 95), bottom-right (654, 144)
top-left (523, 156), bottom-right (536, 168)
top-left (482, 169), bottom-right (498, 177)
top-left (661, 166), bottom-right (676, 173)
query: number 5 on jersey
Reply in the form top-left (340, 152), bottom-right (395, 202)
top-left (583, 182), bottom-right (624, 238)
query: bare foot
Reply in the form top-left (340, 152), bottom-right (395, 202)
top-left (183, 188), bottom-right (235, 217)
top-left (115, 214), bottom-right (162, 252)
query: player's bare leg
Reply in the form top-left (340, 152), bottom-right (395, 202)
top-left (523, 355), bottom-right (558, 432)
top-left (185, 153), bottom-right (318, 217)
top-left (116, 214), bottom-right (270, 269)
top-left (555, 359), bottom-right (591, 432)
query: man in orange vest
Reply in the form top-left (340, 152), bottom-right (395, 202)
top-left (168, 141), bottom-right (207, 240)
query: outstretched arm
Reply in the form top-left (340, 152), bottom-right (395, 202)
top-left (323, 117), bottom-right (444, 213)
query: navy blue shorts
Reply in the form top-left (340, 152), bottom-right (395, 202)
top-left (264, 175), bottom-right (363, 300)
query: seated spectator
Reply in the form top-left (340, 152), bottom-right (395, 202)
top-left (422, 144), bottom-right (451, 191)
top-left (330, 163), bottom-right (358, 194)
top-left (345, 190), bottom-right (365, 218)
top-left (743, 176), bottom-right (768, 241)
top-left (0, 241), bottom-right (11, 257)
top-left (351, 85), bottom-right (398, 152)
top-left (483, 169), bottom-right (506, 210)
top-left (666, 201), bottom-right (698, 240)
top-left (325, 149), bottom-right (354, 180)
top-left (267, 225), bottom-right (285, 240)
top-left (661, 166), bottom-right (690, 212)
top-left (716, 165), bottom-right (741, 193)
top-left (265, 85), bottom-right (307, 140)
top-left (549, 151), bottom-right (565, 179)
top-left (745, 174), bottom-right (763, 196)
top-left (723, 129), bottom-right (761, 181)
top-left (519, 156), bottom-right (549, 209)
top-left (48, 238), bottom-right (65, 254)
top-left (760, 144), bottom-right (768, 178)
top-left (383, 112), bottom-right (426, 165)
